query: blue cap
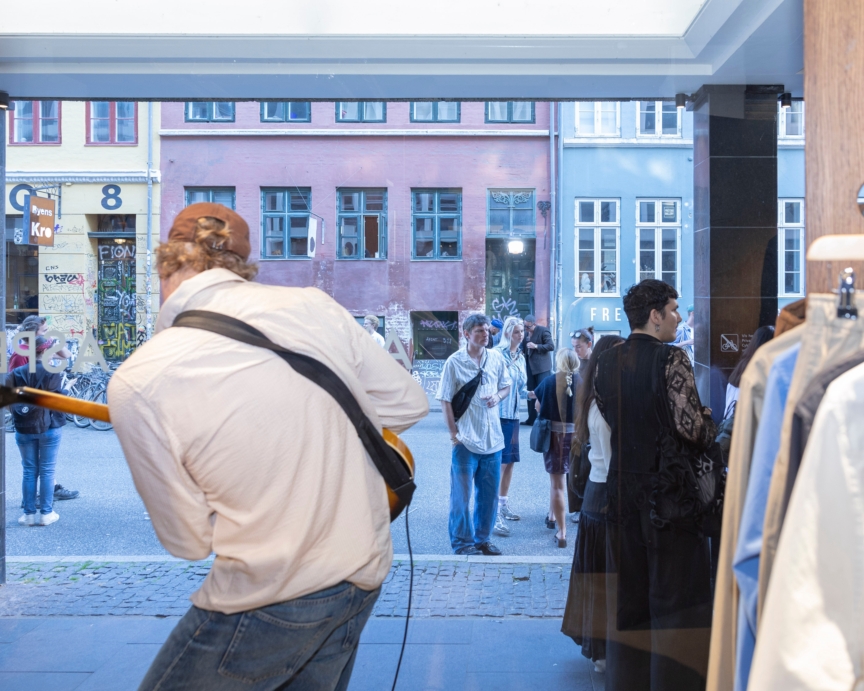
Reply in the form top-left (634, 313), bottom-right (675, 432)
top-left (491, 319), bottom-right (504, 328)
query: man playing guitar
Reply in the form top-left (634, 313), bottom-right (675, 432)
top-left (108, 203), bottom-right (428, 691)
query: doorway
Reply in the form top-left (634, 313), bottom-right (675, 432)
top-left (97, 238), bottom-right (137, 361)
top-left (486, 238), bottom-right (535, 322)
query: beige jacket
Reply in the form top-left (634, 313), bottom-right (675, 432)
top-left (706, 326), bottom-right (804, 691)
top-left (108, 269), bottom-right (428, 614)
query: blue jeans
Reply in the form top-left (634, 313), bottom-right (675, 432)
top-left (16, 427), bottom-right (62, 515)
top-left (449, 443), bottom-right (502, 551)
top-left (138, 581), bottom-right (380, 691)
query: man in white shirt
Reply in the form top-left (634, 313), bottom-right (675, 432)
top-left (109, 203), bottom-right (428, 691)
top-left (437, 314), bottom-right (512, 556)
top-left (364, 314), bottom-right (386, 348)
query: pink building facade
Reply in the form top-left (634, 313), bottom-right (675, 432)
top-left (159, 101), bottom-right (552, 384)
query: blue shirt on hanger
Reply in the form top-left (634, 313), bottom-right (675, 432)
top-left (731, 342), bottom-right (801, 691)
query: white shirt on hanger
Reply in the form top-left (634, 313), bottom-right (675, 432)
top-left (749, 360), bottom-right (864, 691)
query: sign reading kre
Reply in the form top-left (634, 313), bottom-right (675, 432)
top-left (24, 194), bottom-right (56, 247)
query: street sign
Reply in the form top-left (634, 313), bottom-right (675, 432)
top-left (720, 334), bottom-right (739, 353)
top-left (23, 194), bottom-right (56, 247)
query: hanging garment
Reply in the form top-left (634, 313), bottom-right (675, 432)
top-left (759, 295), bottom-right (864, 620)
top-left (748, 361), bottom-right (864, 691)
top-left (706, 326), bottom-right (804, 691)
top-left (731, 343), bottom-right (800, 691)
top-left (774, 298), bottom-right (805, 337)
top-left (785, 349), bottom-right (864, 511)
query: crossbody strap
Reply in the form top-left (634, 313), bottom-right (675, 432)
top-left (172, 310), bottom-right (415, 506)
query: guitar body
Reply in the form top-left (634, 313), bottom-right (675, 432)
top-left (1, 385), bottom-right (416, 523)
top-left (382, 428), bottom-right (415, 522)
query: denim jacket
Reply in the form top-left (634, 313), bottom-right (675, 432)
top-left (495, 342), bottom-right (528, 419)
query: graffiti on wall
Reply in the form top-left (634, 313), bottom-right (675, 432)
top-left (411, 359), bottom-right (446, 398)
top-left (97, 244), bottom-right (136, 361)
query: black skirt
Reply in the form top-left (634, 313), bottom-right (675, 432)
top-left (561, 479), bottom-right (608, 662)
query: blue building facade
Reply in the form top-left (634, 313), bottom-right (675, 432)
top-left (559, 100), bottom-right (806, 339)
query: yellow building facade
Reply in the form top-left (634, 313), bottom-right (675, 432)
top-left (5, 101), bottom-right (160, 360)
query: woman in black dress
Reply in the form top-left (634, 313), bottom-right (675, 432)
top-left (561, 335), bottom-right (624, 673)
top-left (533, 348), bottom-right (582, 547)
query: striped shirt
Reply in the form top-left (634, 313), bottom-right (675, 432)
top-left (437, 346), bottom-right (512, 455)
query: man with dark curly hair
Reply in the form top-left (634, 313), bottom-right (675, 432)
top-left (594, 279), bottom-right (717, 691)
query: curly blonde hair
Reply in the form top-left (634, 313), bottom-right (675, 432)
top-left (156, 216), bottom-right (258, 281)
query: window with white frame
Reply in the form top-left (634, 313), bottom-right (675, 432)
top-left (261, 188), bottom-right (312, 259)
top-left (575, 199), bottom-right (619, 295)
top-left (575, 102), bottom-right (620, 136)
top-left (779, 199), bottom-right (805, 296)
top-left (779, 102), bottom-right (804, 138)
top-left (636, 199), bottom-right (681, 291)
top-left (637, 101), bottom-right (681, 137)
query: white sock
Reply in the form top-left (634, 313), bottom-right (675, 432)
top-left (499, 496), bottom-right (508, 505)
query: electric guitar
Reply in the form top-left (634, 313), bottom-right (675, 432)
top-left (0, 385), bottom-right (415, 522)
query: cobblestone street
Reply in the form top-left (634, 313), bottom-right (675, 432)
top-left (0, 557), bottom-right (572, 619)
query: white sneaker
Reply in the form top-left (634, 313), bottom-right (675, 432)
top-left (570, 512), bottom-right (580, 524)
top-left (39, 511), bottom-right (59, 526)
top-left (500, 502), bottom-right (521, 521)
top-left (18, 514), bottom-right (38, 527)
top-left (594, 659), bottom-right (606, 674)
top-left (493, 513), bottom-right (511, 537)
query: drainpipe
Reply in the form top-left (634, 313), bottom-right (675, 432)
top-left (548, 103), bottom-right (557, 334)
top-left (556, 101), bottom-right (565, 346)
top-left (145, 102), bottom-right (153, 340)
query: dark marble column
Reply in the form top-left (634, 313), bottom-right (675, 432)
top-left (692, 85), bottom-right (780, 419)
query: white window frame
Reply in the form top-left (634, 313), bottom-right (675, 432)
top-left (635, 199), bottom-right (682, 292)
top-left (574, 102), bottom-right (620, 137)
top-left (778, 102), bottom-right (805, 138)
top-left (575, 199), bottom-right (620, 297)
top-left (636, 101), bottom-right (682, 138)
top-left (778, 199), bottom-right (806, 297)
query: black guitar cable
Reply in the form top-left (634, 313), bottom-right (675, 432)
top-left (391, 507), bottom-right (414, 691)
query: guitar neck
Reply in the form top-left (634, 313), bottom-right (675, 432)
top-left (10, 387), bottom-right (111, 423)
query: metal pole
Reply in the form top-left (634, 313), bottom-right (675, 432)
top-left (0, 100), bottom-right (8, 586)
top-left (556, 101), bottom-right (565, 347)
top-left (548, 102), bottom-right (557, 334)
top-left (145, 102), bottom-right (153, 340)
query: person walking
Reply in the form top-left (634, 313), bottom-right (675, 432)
top-left (9, 337), bottom-right (66, 527)
top-left (438, 313), bottom-right (512, 556)
top-left (673, 304), bottom-right (695, 367)
top-left (571, 327), bottom-right (594, 379)
top-left (363, 314), bottom-right (386, 348)
top-left (594, 280), bottom-right (717, 691)
top-left (522, 314), bottom-right (555, 426)
top-left (533, 348), bottom-right (582, 547)
top-left (9, 315), bottom-right (79, 505)
top-left (492, 316), bottom-right (527, 537)
top-left (562, 335), bottom-right (625, 673)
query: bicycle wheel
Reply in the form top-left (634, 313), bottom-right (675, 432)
top-left (5, 410), bottom-right (15, 433)
top-left (89, 387), bottom-right (113, 431)
top-left (71, 383), bottom-right (94, 428)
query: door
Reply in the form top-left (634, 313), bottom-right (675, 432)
top-left (97, 239), bottom-right (137, 361)
top-left (486, 238), bottom-right (535, 321)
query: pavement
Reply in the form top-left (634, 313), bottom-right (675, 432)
top-left (0, 404), bottom-right (602, 690)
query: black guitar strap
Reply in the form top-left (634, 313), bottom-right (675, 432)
top-left (172, 310), bottom-right (416, 508)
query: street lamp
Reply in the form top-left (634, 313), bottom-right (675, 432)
top-left (0, 91), bottom-right (9, 109)
top-left (508, 239), bottom-right (524, 254)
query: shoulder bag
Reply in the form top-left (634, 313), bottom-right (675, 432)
top-left (450, 351), bottom-right (485, 421)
